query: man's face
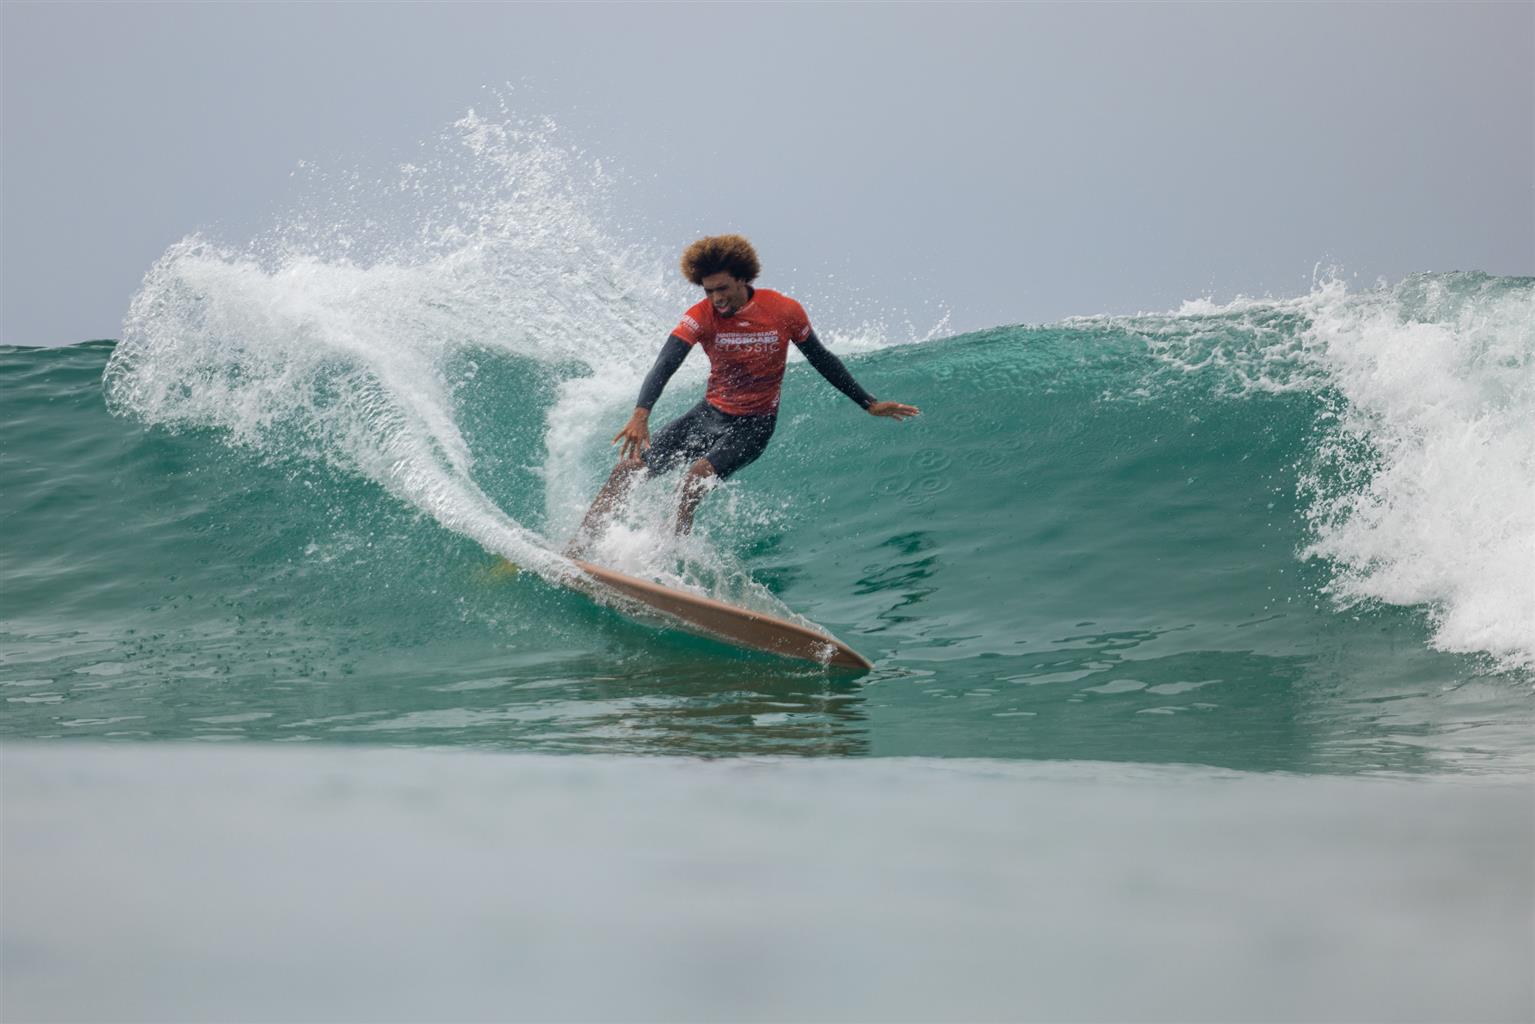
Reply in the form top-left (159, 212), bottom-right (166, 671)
top-left (700, 272), bottom-right (751, 315)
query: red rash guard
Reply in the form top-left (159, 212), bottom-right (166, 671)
top-left (671, 289), bottom-right (813, 416)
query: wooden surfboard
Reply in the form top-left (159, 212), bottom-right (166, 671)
top-left (570, 559), bottom-right (873, 670)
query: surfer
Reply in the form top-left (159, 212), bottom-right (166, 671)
top-left (567, 234), bottom-right (919, 555)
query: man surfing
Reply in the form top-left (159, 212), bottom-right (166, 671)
top-left (567, 234), bottom-right (919, 556)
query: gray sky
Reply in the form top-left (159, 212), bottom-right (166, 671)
top-left (3, 1), bottom-right (1531, 347)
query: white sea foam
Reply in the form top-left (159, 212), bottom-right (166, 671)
top-left (1124, 273), bottom-right (1535, 671)
top-left (1301, 274), bottom-right (1535, 672)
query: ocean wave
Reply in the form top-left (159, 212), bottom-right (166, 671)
top-left (87, 102), bottom-right (1535, 678)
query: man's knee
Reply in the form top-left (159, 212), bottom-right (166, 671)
top-left (679, 460), bottom-right (717, 505)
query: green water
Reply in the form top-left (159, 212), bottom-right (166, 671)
top-left (5, 274), bottom-right (1531, 773)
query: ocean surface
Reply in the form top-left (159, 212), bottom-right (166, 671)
top-left (4, 273), bottom-right (1532, 771)
top-left (3, 114), bottom-right (1532, 1021)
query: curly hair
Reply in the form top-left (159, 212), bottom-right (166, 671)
top-left (680, 234), bottom-right (761, 285)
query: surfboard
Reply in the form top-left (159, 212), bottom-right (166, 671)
top-left (569, 559), bottom-right (873, 670)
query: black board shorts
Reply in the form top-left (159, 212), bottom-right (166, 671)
top-left (644, 400), bottom-right (777, 480)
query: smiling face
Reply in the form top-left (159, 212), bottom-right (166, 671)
top-left (700, 271), bottom-right (752, 316)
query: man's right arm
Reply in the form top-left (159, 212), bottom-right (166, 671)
top-left (614, 335), bottom-right (692, 461)
top-left (636, 334), bottom-right (691, 411)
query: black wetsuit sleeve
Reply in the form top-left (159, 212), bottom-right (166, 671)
top-left (636, 335), bottom-right (691, 411)
top-left (797, 332), bottom-right (875, 410)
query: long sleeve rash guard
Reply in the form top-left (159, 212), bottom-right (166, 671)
top-left (636, 332), bottom-right (875, 413)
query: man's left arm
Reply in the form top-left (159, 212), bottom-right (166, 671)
top-left (796, 332), bottom-right (920, 420)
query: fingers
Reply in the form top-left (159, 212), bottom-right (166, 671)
top-left (873, 402), bottom-right (921, 420)
top-left (612, 428), bottom-right (649, 461)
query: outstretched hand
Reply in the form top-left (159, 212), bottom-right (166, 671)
top-left (613, 408), bottom-right (651, 461)
top-left (868, 400), bottom-right (920, 421)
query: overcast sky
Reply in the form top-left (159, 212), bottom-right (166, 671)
top-left (3, 1), bottom-right (1531, 347)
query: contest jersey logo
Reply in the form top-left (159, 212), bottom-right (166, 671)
top-left (715, 331), bottom-right (783, 354)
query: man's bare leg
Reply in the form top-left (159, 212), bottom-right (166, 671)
top-left (566, 457), bottom-right (646, 557)
top-left (675, 458), bottom-right (717, 536)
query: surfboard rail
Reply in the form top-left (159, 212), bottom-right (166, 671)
top-left (570, 560), bottom-right (873, 670)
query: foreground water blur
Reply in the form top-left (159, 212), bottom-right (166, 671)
top-left (4, 744), bottom-right (1530, 1023)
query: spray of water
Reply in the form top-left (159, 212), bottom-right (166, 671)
top-left (104, 108), bottom-right (694, 582)
top-left (104, 103), bottom-right (923, 618)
